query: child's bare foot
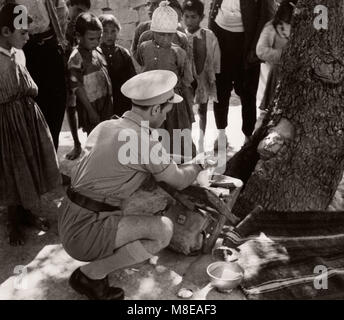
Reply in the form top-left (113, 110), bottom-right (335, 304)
top-left (20, 208), bottom-right (50, 232)
top-left (7, 223), bottom-right (25, 246)
top-left (66, 144), bottom-right (82, 160)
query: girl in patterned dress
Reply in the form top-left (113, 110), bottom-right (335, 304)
top-left (0, 3), bottom-right (61, 246)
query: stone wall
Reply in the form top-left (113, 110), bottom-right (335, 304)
top-left (91, 0), bottom-right (212, 49)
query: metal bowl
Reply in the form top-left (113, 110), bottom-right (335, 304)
top-left (207, 261), bottom-right (244, 293)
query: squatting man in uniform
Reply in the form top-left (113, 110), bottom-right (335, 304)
top-left (59, 70), bottom-right (215, 300)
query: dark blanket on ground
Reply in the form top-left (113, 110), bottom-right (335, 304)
top-left (222, 210), bottom-right (344, 300)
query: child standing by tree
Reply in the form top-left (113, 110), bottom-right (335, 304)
top-left (99, 14), bottom-right (136, 117)
top-left (137, 1), bottom-right (195, 157)
top-left (68, 12), bottom-right (113, 135)
top-left (0, 3), bottom-right (61, 246)
top-left (65, 0), bottom-right (91, 160)
top-left (182, 0), bottom-right (220, 152)
top-left (254, 0), bottom-right (294, 131)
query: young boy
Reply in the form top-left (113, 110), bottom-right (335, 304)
top-left (68, 13), bottom-right (113, 135)
top-left (99, 14), bottom-right (136, 117)
top-left (182, 0), bottom-right (220, 152)
top-left (131, 0), bottom-right (185, 59)
top-left (65, 0), bottom-right (91, 160)
top-left (137, 1), bottom-right (195, 158)
top-left (134, 0), bottom-right (190, 64)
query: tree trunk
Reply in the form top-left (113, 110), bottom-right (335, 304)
top-left (232, 0), bottom-right (344, 217)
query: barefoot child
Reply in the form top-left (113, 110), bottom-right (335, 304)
top-left (99, 14), bottom-right (136, 117)
top-left (0, 3), bottom-right (61, 246)
top-left (137, 1), bottom-right (195, 158)
top-left (182, 0), bottom-right (220, 152)
top-left (68, 12), bottom-right (113, 135)
top-left (65, 0), bottom-right (91, 160)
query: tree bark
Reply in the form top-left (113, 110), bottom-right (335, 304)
top-left (231, 0), bottom-right (344, 217)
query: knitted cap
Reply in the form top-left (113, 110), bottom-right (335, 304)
top-left (150, 1), bottom-right (178, 33)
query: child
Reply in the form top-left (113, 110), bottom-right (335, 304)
top-left (68, 12), bottom-right (113, 135)
top-left (66, 0), bottom-right (91, 49)
top-left (182, 0), bottom-right (221, 152)
top-left (99, 14), bottom-right (136, 117)
top-left (255, 0), bottom-right (294, 131)
top-left (134, 0), bottom-right (189, 61)
top-left (65, 0), bottom-right (91, 160)
top-left (137, 1), bottom-right (195, 158)
top-left (0, 3), bottom-right (61, 246)
top-left (131, 0), bottom-right (185, 59)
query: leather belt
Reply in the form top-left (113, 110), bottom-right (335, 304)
top-left (66, 187), bottom-right (120, 212)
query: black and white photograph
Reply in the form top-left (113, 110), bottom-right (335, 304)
top-left (0, 0), bottom-right (344, 305)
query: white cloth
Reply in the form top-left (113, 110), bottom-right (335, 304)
top-left (215, 0), bottom-right (244, 32)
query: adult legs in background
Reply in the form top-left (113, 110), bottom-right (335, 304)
top-left (24, 39), bottom-right (66, 151)
top-left (197, 102), bottom-right (208, 152)
top-left (214, 72), bottom-right (233, 131)
top-left (212, 24), bottom-right (245, 149)
top-left (241, 64), bottom-right (261, 139)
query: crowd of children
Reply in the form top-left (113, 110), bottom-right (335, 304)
top-left (0, 0), bottom-right (294, 246)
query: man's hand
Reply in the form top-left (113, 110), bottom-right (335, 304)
top-left (192, 153), bottom-right (218, 170)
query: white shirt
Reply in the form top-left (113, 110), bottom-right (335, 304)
top-left (185, 28), bottom-right (203, 40)
top-left (215, 0), bottom-right (245, 32)
top-left (0, 47), bottom-right (26, 66)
